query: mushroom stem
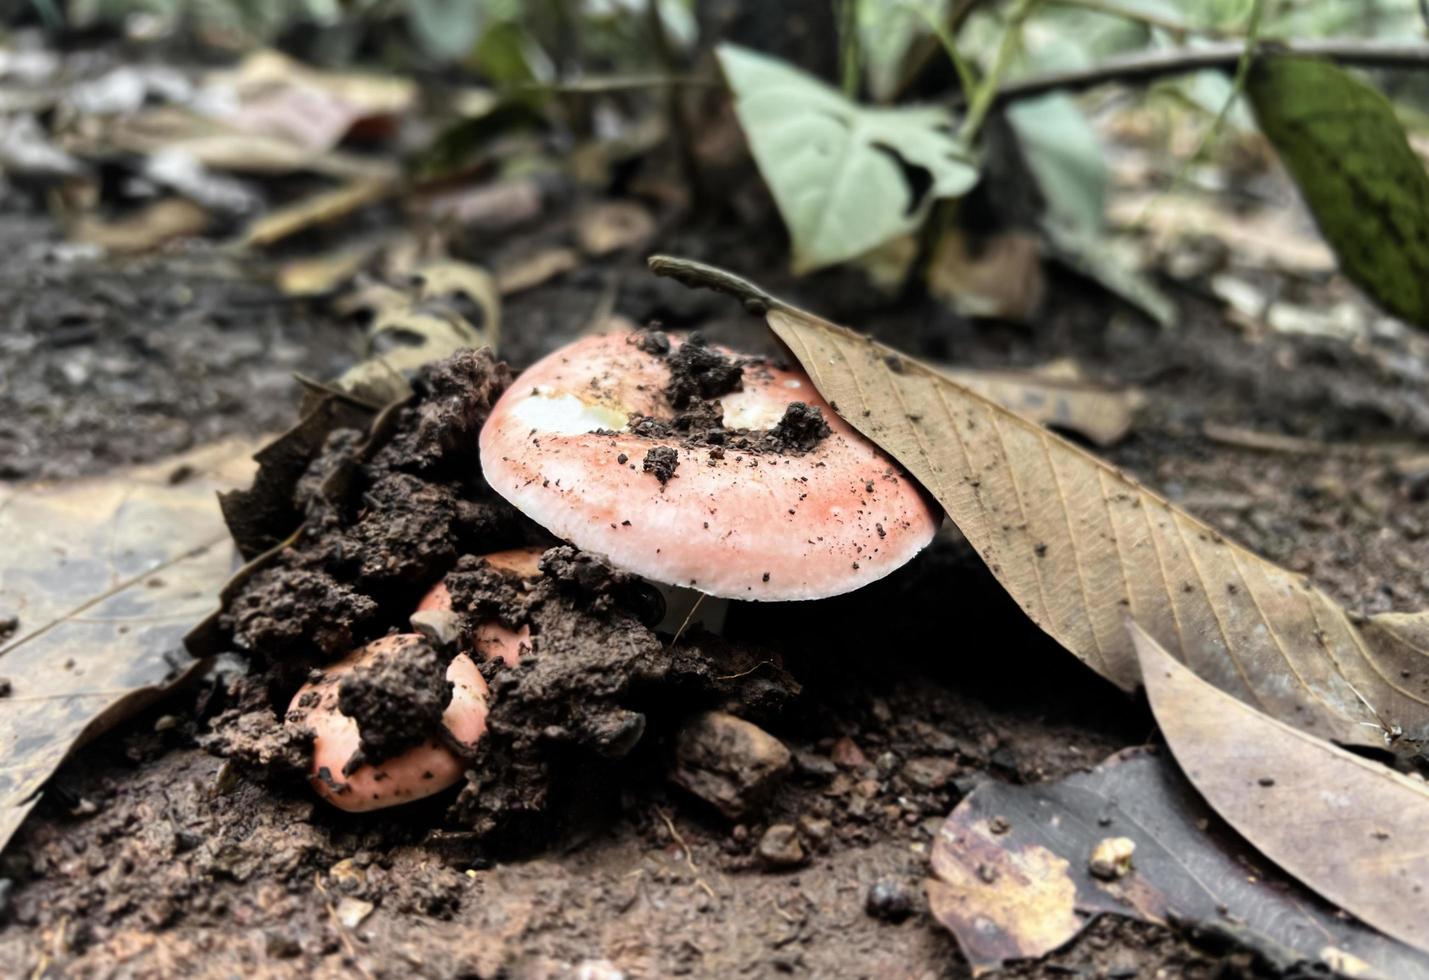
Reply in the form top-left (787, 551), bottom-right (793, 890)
top-left (655, 585), bottom-right (728, 637)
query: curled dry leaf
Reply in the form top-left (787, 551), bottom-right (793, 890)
top-left (1131, 622), bottom-right (1429, 956)
top-left (69, 197), bottom-right (210, 254)
top-left (0, 439), bottom-right (259, 853)
top-left (647, 256), bottom-right (1429, 751)
top-left (243, 177), bottom-right (397, 248)
top-left (336, 259), bottom-right (500, 406)
top-left (927, 747), bottom-right (1429, 977)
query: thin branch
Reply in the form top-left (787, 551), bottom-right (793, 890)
top-left (1046, 0), bottom-right (1241, 39)
top-left (984, 39), bottom-right (1429, 106)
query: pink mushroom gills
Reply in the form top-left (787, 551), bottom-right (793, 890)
top-left (478, 331), bottom-right (941, 607)
top-left (288, 546), bottom-right (544, 813)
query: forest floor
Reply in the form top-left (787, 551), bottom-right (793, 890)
top-left (1, 124), bottom-right (1428, 979)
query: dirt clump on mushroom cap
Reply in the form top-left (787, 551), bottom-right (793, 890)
top-left (661, 331), bottom-right (744, 408)
top-left (336, 634), bottom-right (454, 772)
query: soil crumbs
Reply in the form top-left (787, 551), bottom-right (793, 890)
top-left (2, 221), bottom-right (1428, 978)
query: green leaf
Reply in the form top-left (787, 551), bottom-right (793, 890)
top-left (1247, 56), bottom-right (1429, 329)
top-left (857, 0), bottom-right (948, 103)
top-left (1007, 93), bottom-right (1105, 237)
top-left (406, 0), bottom-right (485, 62)
top-left (717, 43), bottom-right (978, 273)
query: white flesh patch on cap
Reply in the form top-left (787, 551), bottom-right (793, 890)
top-left (509, 388), bottom-right (630, 435)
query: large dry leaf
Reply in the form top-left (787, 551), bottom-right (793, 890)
top-left (1132, 622), bottom-right (1429, 956)
top-left (0, 439), bottom-right (258, 852)
top-left (647, 256), bottom-right (1429, 751)
top-left (928, 746), bottom-right (1429, 977)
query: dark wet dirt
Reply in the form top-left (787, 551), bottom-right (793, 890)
top-left (3, 182), bottom-right (1429, 980)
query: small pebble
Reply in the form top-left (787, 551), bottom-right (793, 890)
top-left (1089, 836), bottom-right (1136, 880)
top-left (757, 823), bottom-right (807, 869)
top-left (865, 878), bottom-right (916, 922)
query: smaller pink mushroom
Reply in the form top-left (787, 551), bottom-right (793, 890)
top-left (292, 547), bottom-right (545, 812)
top-left (291, 634), bottom-right (489, 813)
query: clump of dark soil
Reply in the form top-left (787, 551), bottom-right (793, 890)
top-left (662, 331), bottom-right (744, 407)
top-left (337, 635), bottom-right (453, 771)
top-left (218, 347), bottom-right (524, 673)
top-left (643, 444), bottom-right (680, 483)
top-left (623, 328), bottom-right (835, 458)
top-left (769, 401), bottom-right (832, 452)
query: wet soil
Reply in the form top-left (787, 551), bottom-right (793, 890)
top-left (2, 184), bottom-right (1429, 979)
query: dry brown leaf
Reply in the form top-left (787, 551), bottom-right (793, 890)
top-left (244, 177), bottom-right (396, 248)
top-left (495, 246), bottom-right (581, 295)
top-left (206, 50), bottom-right (415, 155)
top-left (69, 197), bottom-right (210, 254)
top-left (1132, 622), bottom-right (1429, 955)
top-left (647, 256), bottom-right (1429, 751)
top-left (574, 201), bottom-right (656, 257)
top-left (1110, 192), bottom-right (1335, 274)
top-left (940, 364), bottom-right (1140, 448)
top-left (0, 439), bottom-right (258, 852)
top-left (926, 230), bottom-right (1046, 323)
top-left (87, 106), bottom-right (396, 179)
top-left (275, 239), bottom-right (387, 297)
top-left (929, 746), bottom-right (1429, 976)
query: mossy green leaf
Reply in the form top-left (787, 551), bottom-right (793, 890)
top-left (1248, 56), bottom-right (1429, 328)
top-left (717, 43), bottom-right (978, 273)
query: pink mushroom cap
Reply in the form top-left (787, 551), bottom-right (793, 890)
top-left (291, 634), bottom-right (489, 813)
top-left (479, 332), bottom-right (940, 600)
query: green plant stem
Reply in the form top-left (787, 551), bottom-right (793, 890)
top-left (838, 0), bottom-right (862, 97)
top-left (645, 0), bottom-right (705, 207)
top-left (959, 0), bottom-right (1039, 144)
top-left (908, 1), bottom-right (977, 106)
top-left (1187, 0), bottom-right (1265, 161)
top-left (1045, 0), bottom-right (1240, 39)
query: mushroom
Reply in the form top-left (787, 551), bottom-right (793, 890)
top-left (479, 331), bottom-right (940, 610)
top-left (290, 547), bottom-right (544, 812)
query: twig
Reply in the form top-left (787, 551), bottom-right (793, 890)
top-left (664, 592), bottom-right (707, 652)
top-left (1046, 0), bottom-right (1240, 39)
top-left (1150, 0), bottom-right (1263, 216)
top-left (656, 807), bottom-right (717, 900)
top-left (512, 73), bottom-right (720, 96)
top-left (715, 660), bottom-right (776, 681)
top-left (982, 39), bottom-right (1429, 106)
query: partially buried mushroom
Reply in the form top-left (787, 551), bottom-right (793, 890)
top-left (289, 547), bottom-right (542, 812)
top-left (479, 330), bottom-right (941, 601)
